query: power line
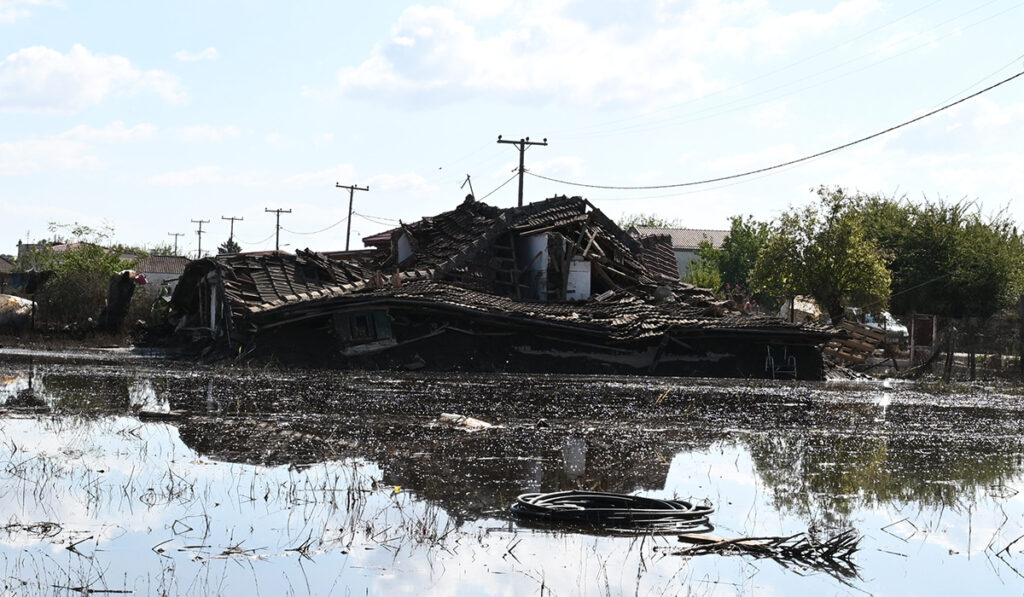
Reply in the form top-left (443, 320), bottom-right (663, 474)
top-left (528, 69), bottom-right (1024, 191)
top-left (237, 231), bottom-right (276, 246)
top-left (353, 212), bottom-right (399, 226)
top-left (282, 215), bottom-right (350, 235)
top-left (561, 0), bottom-right (1015, 143)
top-left (479, 172), bottom-right (520, 201)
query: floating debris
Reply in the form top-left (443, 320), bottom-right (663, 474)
top-left (668, 529), bottom-right (862, 579)
top-left (510, 490), bottom-right (714, 534)
top-left (438, 413), bottom-right (493, 431)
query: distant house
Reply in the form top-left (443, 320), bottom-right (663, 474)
top-left (629, 227), bottom-right (729, 279)
top-left (0, 255), bottom-right (14, 274)
top-left (135, 255), bottom-right (189, 294)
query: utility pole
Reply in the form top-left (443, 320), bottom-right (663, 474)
top-left (335, 183), bottom-right (369, 251)
top-left (221, 215), bottom-right (244, 241)
top-left (190, 219), bottom-right (209, 260)
top-left (497, 135), bottom-right (547, 207)
top-left (167, 232), bottom-right (183, 256)
top-left (461, 174), bottom-right (475, 198)
top-left (265, 208), bottom-right (292, 252)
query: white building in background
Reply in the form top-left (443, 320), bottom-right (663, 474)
top-left (628, 227), bottom-right (729, 279)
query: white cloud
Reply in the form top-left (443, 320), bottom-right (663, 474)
top-left (0, 0), bottom-right (62, 24)
top-left (445, 0), bottom-right (515, 19)
top-left (147, 166), bottom-right (269, 187)
top-left (311, 1), bottom-right (882, 107)
top-left (748, 100), bottom-right (793, 129)
top-left (702, 143), bottom-right (799, 173)
top-left (264, 132), bottom-right (295, 147)
top-left (148, 166), bottom-right (224, 187)
top-left (530, 155), bottom-right (585, 178)
top-left (60, 121), bottom-right (158, 142)
top-left (281, 164), bottom-right (359, 189)
top-left (177, 125), bottom-right (240, 142)
top-left (280, 165), bottom-right (438, 196)
top-left (0, 137), bottom-right (96, 175)
top-left (313, 132), bottom-right (335, 148)
top-left (366, 171), bottom-right (438, 195)
top-left (0, 121), bottom-right (155, 175)
top-left (174, 47), bottom-right (219, 62)
top-left (0, 44), bottom-right (186, 114)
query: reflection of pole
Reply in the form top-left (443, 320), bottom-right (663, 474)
top-left (336, 183), bottom-right (369, 251)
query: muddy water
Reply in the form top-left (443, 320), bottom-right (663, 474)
top-left (1, 348), bottom-right (1023, 595)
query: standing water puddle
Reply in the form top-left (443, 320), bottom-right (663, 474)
top-left (1, 348), bottom-right (1023, 595)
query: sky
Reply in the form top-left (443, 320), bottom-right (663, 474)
top-left (1, 0), bottom-right (1023, 258)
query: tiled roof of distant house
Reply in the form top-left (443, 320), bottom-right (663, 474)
top-left (136, 255), bottom-right (190, 275)
top-left (632, 227), bottom-right (730, 250)
top-left (0, 255), bottom-right (14, 273)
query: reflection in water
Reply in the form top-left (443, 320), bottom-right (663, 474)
top-left (2, 348), bottom-right (1024, 595)
top-left (128, 379), bottom-right (168, 413)
top-left (744, 429), bottom-right (1024, 528)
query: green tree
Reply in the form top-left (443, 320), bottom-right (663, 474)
top-left (718, 215), bottom-right (770, 289)
top-left (218, 238), bottom-right (241, 255)
top-left (17, 222), bottom-right (137, 327)
top-left (881, 200), bottom-right (1023, 319)
top-left (750, 186), bottom-right (891, 324)
top-left (685, 243), bottom-right (722, 289)
top-left (617, 213), bottom-right (681, 230)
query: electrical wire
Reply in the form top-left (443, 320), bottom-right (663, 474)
top-left (353, 212), bottom-right (399, 226)
top-left (527, 69), bottom-right (1024, 191)
top-left (281, 215), bottom-right (349, 236)
top-left (553, 0), bottom-right (952, 139)
top-left (558, 0), bottom-right (1018, 142)
top-left (479, 172), bottom-right (520, 201)
top-left (237, 232), bottom-right (276, 246)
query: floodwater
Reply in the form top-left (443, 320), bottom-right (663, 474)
top-left (1, 348), bottom-right (1023, 596)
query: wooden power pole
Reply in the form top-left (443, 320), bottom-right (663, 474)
top-left (190, 219), bottom-right (209, 259)
top-left (167, 232), bottom-right (183, 256)
top-left (264, 208), bottom-right (291, 252)
top-left (497, 135), bottom-right (547, 207)
top-left (221, 215), bottom-right (244, 241)
top-left (336, 183), bottom-right (369, 251)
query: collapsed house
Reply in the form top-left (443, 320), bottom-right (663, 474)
top-left (170, 195), bottom-right (834, 379)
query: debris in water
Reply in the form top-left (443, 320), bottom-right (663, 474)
top-left (438, 413), bottom-right (493, 431)
top-left (510, 490), bottom-right (714, 534)
top-left (669, 529), bottom-right (861, 579)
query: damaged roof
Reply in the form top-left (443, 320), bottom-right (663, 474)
top-left (172, 195), bottom-right (833, 346)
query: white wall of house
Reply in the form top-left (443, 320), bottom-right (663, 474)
top-left (397, 232), bottom-right (414, 264)
top-left (674, 249), bottom-right (699, 279)
top-left (566, 256), bottom-right (591, 300)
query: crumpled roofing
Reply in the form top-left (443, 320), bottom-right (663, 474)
top-left (326, 279), bottom-right (833, 342)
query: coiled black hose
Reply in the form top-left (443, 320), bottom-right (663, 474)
top-left (511, 490), bottom-right (714, 534)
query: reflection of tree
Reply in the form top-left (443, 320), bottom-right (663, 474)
top-left (744, 432), bottom-right (1024, 528)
